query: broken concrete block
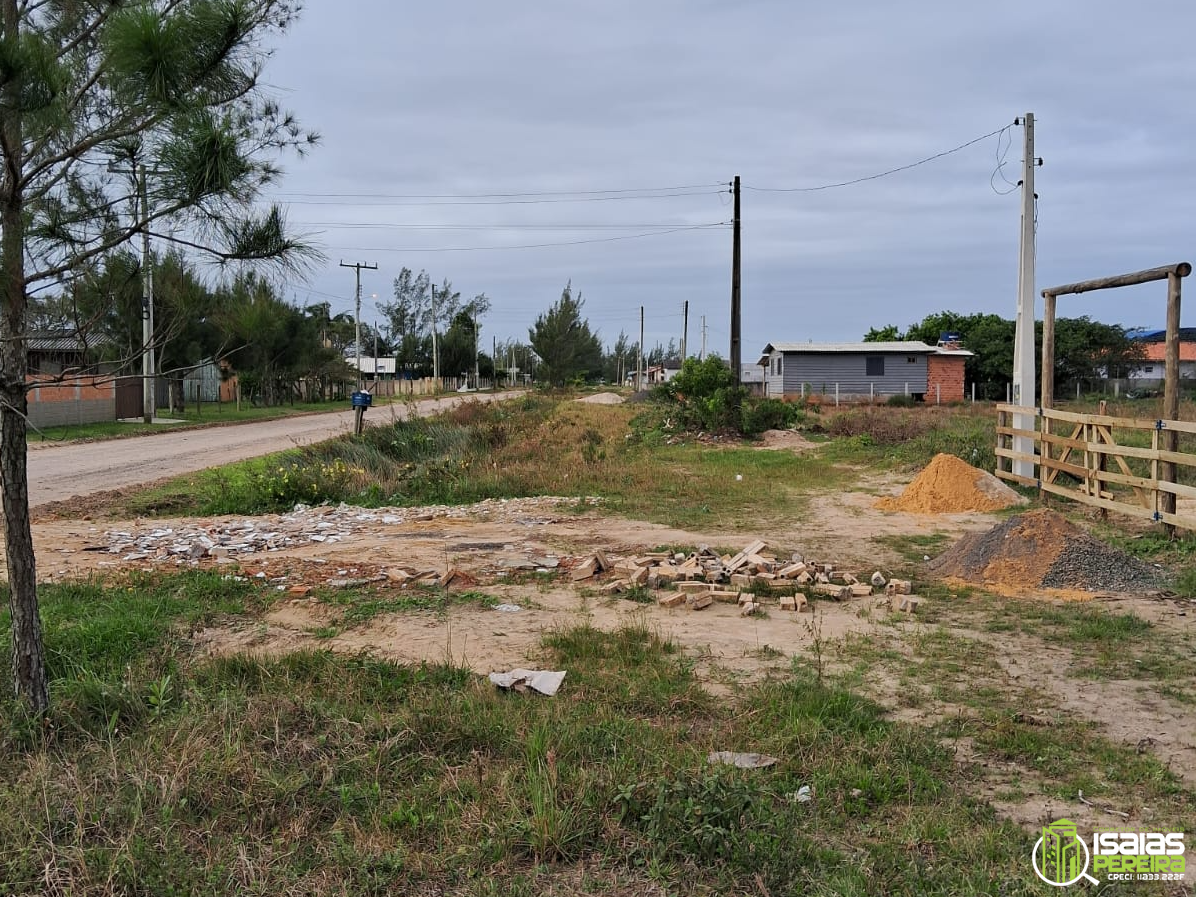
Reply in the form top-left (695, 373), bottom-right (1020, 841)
top-left (842, 573), bottom-right (858, 585)
top-left (658, 591), bottom-right (686, 608)
top-left (601, 579), bottom-right (628, 595)
top-left (739, 602), bottom-right (759, 616)
top-left (779, 596), bottom-right (797, 611)
top-left (686, 592), bottom-right (713, 610)
top-left (730, 573), bottom-right (753, 589)
top-left (677, 581), bottom-right (713, 594)
top-left (708, 590), bottom-right (740, 603)
top-left (890, 594), bottom-right (920, 613)
top-left (570, 556), bottom-right (600, 581)
top-left (849, 584), bottom-right (873, 598)
top-left (737, 592), bottom-right (756, 606)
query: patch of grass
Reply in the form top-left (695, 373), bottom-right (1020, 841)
top-left (874, 532), bottom-right (951, 564)
top-left (319, 586), bottom-right (497, 628)
top-left (817, 404), bottom-right (997, 472)
top-left (2, 577), bottom-right (1086, 895)
top-left (126, 396), bottom-right (850, 531)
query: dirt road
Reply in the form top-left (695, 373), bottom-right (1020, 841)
top-left (25, 391), bottom-right (521, 508)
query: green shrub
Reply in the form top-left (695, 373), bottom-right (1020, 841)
top-left (885, 393), bottom-right (918, 407)
top-left (741, 398), bottom-right (800, 435)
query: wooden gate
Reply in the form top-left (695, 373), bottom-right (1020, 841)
top-left (996, 403), bottom-right (1196, 531)
top-left (115, 376), bottom-right (142, 420)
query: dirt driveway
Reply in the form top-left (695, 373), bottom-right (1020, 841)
top-left (25, 391), bottom-right (521, 507)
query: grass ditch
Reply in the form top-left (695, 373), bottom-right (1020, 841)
top-left (0, 571), bottom-right (1101, 896)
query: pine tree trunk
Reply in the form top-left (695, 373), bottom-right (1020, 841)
top-left (1, 0), bottom-right (47, 714)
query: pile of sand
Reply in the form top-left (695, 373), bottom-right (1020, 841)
top-left (928, 508), bottom-right (1162, 595)
top-left (574, 392), bottom-right (624, 405)
top-left (877, 453), bottom-right (1027, 513)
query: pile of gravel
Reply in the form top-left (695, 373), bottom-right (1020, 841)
top-left (928, 508), bottom-right (1162, 594)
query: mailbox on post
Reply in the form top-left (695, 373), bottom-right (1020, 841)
top-left (350, 390), bottom-right (372, 434)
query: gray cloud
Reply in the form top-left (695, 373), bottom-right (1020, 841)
top-left (261, 0), bottom-right (1196, 356)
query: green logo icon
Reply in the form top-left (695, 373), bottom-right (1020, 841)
top-left (1033, 819), bottom-right (1100, 887)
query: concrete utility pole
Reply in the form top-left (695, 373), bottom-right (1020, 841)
top-left (681, 300), bottom-right (688, 361)
top-left (730, 175), bottom-right (742, 384)
top-left (473, 307), bottom-right (480, 389)
top-left (340, 260), bottom-right (377, 391)
top-left (430, 282), bottom-right (439, 386)
top-left (1011, 114), bottom-right (1039, 480)
top-left (701, 315), bottom-right (707, 360)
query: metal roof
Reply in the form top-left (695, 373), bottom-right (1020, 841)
top-left (26, 331), bottom-right (110, 352)
top-left (762, 341), bottom-right (938, 354)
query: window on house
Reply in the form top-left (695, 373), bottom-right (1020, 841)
top-left (866, 356), bottom-right (884, 376)
top-left (907, 356), bottom-right (917, 364)
top-left (1144, 366), bottom-right (1154, 373)
top-left (771, 358), bottom-right (776, 375)
top-left (777, 357), bottom-right (783, 376)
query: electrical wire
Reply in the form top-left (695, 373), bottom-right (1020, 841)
top-left (273, 183), bottom-right (725, 200)
top-left (274, 189), bottom-right (726, 207)
top-left (324, 223), bottom-right (729, 253)
top-left (990, 125), bottom-right (1020, 196)
top-left (746, 125), bottom-right (1011, 193)
top-left (293, 221), bottom-right (718, 231)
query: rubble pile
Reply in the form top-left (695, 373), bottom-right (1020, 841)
top-left (102, 496), bottom-right (597, 562)
top-left (927, 508), bottom-right (1162, 595)
top-left (572, 539), bottom-right (921, 615)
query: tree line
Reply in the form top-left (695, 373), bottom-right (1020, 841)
top-left (864, 311), bottom-right (1146, 399)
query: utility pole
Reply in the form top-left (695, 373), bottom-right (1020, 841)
top-left (1011, 115), bottom-right (1039, 480)
top-left (139, 164), bottom-right (154, 423)
top-left (681, 300), bottom-right (688, 361)
top-left (430, 282), bottom-right (439, 387)
top-left (373, 323), bottom-right (379, 384)
top-left (473, 307), bottom-right (480, 389)
top-left (730, 175), bottom-right (742, 386)
top-left (492, 335), bottom-right (497, 390)
top-left (637, 306), bottom-right (645, 391)
top-left (700, 315), bottom-right (707, 361)
top-left (340, 260), bottom-right (377, 391)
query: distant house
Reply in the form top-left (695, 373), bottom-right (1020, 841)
top-left (757, 341), bottom-right (972, 402)
top-left (345, 356), bottom-right (398, 379)
top-left (1127, 329), bottom-right (1196, 382)
top-left (646, 360), bottom-right (682, 386)
top-left (1128, 342), bottom-right (1196, 381)
top-left (27, 330), bottom-right (111, 375)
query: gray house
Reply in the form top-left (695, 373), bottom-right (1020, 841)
top-left (757, 341), bottom-right (959, 400)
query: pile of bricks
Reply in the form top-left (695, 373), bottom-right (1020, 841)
top-left (570, 540), bottom-right (920, 615)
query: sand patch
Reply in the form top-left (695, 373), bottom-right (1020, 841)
top-left (574, 392), bottom-right (625, 405)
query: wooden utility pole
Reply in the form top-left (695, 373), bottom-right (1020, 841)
top-left (730, 175), bottom-right (741, 382)
top-left (430, 282), bottom-right (439, 387)
top-left (1163, 271), bottom-right (1183, 528)
top-left (681, 300), bottom-right (688, 361)
top-left (340, 260), bottom-right (377, 391)
top-left (637, 305), bottom-right (644, 391)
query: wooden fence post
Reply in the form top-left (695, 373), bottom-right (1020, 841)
top-left (1162, 272), bottom-right (1182, 535)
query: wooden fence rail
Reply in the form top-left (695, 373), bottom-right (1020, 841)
top-left (995, 403), bottom-right (1196, 531)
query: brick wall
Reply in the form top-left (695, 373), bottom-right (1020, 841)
top-left (26, 376), bottom-right (116, 428)
top-left (926, 355), bottom-right (965, 403)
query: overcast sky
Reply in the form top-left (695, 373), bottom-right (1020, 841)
top-left (260, 0), bottom-right (1194, 359)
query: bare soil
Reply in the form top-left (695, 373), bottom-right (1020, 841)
top-left (13, 464), bottom-right (1195, 835)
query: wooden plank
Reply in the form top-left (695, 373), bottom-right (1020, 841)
top-left (1039, 481), bottom-right (1161, 524)
top-left (995, 447), bottom-right (1040, 465)
top-left (1155, 479), bottom-right (1196, 501)
top-left (1039, 432), bottom-right (1088, 451)
top-left (1039, 456), bottom-right (1088, 479)
top-left (996, 403), bottom-right (1038, 416)
top-left (1086, 443), bottom-right (1196, 467)
top-left (997, 425), bottom-right (1042, 440)
top-left (995, 469), bottom-right (1039, 488)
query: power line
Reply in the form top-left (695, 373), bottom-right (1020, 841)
top-left (324, 223), bottom-right (729, 254)
top-left (271, 190), bottom-right (726, 207)
top-left (273, 183), bottom-right (725, 200)
top-left (294, 221), bottom-right (717, 230)
top-left (746, 125), bottom-right (1012, 193)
